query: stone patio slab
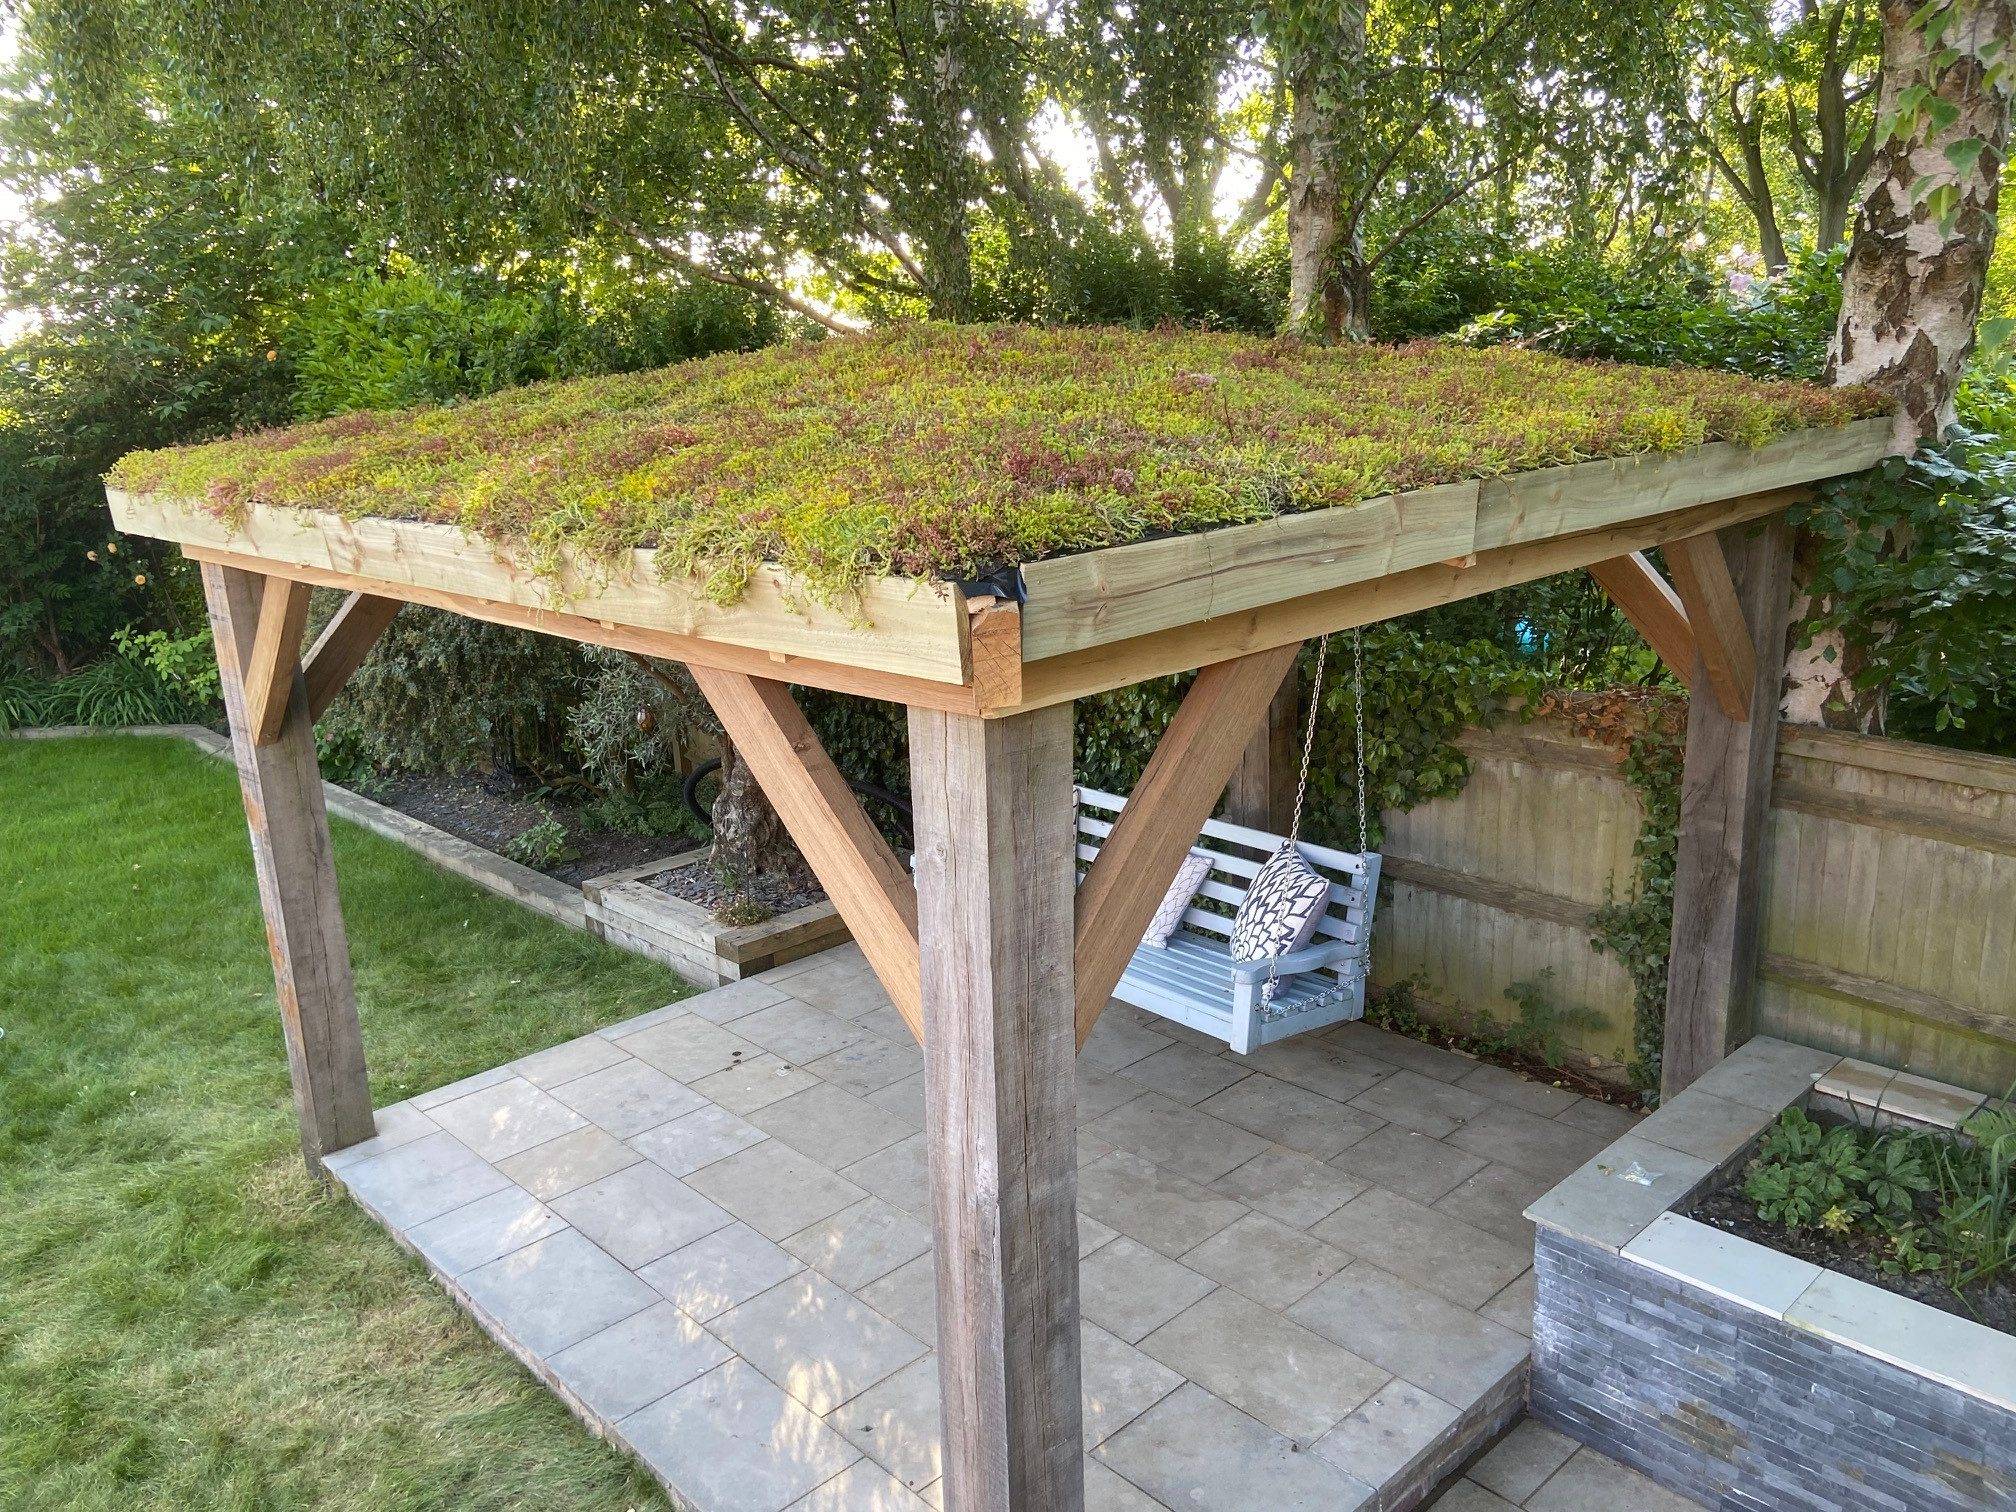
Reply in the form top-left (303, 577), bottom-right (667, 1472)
top-left (331, 959), bottom-right (1566, 1512)
top-left (551, 1161), bottom-right (734, 1269)
top-left (459, 1228), bottom-right (659, 1356)
top-left (1087, 1091), bottom-right (1271, 1184)
top-left (549, 1299), bottom-right (734, 1420)
top-left (1138, 1288), bottom-right (1388, 1440)
top-left (750, 1083), bottom-right (914, 1170)
top-left (548, 1057), bottom-right (707, 1138)
top-left (512, 1033), bottom-right (632, 1090)
top-left (1179, 1211), bottom-right (1350, 1310)
top-left (620, 1358), bottom-right (861, 1512)
top-left (784, 1197), bottom-right (933, 1292)
top-left (428, 1076), bottom-right (588, 1162)
top-left (687, 1139), bottom-right (869, 1241)
top-left (710, 1272), bottom-right (928, 1415)
top-left (1313, 1187), bottom-right (1530, 1310)
top-left (1119, 1042), bottom-right (1254, 1105)
top-left (1199, 1074), bottom-right (1384, 1159)
top-left (638, 1220), bottom-right (806, 1321)
top-left (1312, 1376), bottom-right (1462, 1489)
top-left (631, 1103), bottom-right (770, 1175)
top-left (1327, 1124), bottom-right (1487, 1204)
top-left (340, 1128), bottom-right (513, 1229)
top-left (1095, 1384), bottom-right (1375, 1511)
top-left (1079, 1236), bottom-right (1217, 1344)
top-left (1211, 1147), bottom-right (1367, 1230)
top-left (409, 1185), bottom-right (566, 1275)
top-left (1290, 1264), bottom-right (1530, 1407)
top-left (788, 1461), bottom-right (931, 1511)
top-left (691, 1053), bottom-right (821, 1114)
top-left (1077, 1149), bottom-right (1245, 1257)
top-left (497, 1124), bottom-right (643, 1199)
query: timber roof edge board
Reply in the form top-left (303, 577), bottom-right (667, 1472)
top-left (105, 487), bottom-right (973, 686)
top-left (1016, 415), bottom-right (1893, 660)
top-left (1005, 484), bottom-right (1815, 713)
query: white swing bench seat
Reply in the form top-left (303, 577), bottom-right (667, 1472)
top-left (1077, 787), bottom-right (1383, 1055)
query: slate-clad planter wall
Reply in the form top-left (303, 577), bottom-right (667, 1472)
top-left (1524, 1038), bottom-right (2016, 1512)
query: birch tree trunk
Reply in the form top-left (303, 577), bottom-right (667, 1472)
top-left (1787, 0), bottom-right (2014, 729)
top-left (1826, 0), bottom-right (2012, 443)
top-left (1285, 54), bottom-right (1344, 339)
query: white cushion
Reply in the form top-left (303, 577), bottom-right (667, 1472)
top-left (1230, 842), bottom-right (1331, 988)
top-left (1142, 850), bottom-right (1214, 948)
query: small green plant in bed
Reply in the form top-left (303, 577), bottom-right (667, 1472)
top-left (504, 813), bottom-right (577, 870)
top-left (1734, 1104), bottom-right (2016, 1322)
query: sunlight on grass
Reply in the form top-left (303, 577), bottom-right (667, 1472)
top-left (0, 734), bottom-right (685, 1508)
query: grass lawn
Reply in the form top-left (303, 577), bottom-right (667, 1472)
top-left (0, 733), bottom-right (686, 1509)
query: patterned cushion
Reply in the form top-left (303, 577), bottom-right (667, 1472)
top-left (1142, 850), bottom-right (1214, 948)
top-left (1230, 843), bottom-right (1332, 980)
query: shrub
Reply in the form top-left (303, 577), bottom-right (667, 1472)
top-left (1796, 428), bottom-right (2016, 750)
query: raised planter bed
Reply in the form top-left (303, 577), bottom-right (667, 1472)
top-left (582, 850), bottom-right (850, 989)
top-left (1525, 1037), bottom-right (2016, 1511)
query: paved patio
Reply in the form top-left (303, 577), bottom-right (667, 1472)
top-left (326, 942), bottom-right (1641, 1511)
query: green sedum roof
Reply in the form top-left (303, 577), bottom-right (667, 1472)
top-left (109, 322), bottom-right (1886, 604)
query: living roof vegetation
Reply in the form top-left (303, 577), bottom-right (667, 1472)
top-left (110, 322), bottom-right (1887, 604)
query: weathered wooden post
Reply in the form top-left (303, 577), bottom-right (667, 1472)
top-left (908, 704), bottom-right (1085, 1511)
top-left (1661, 517), bottom-right (1796, 1097)
top-left (202, 562), bottom-right (376, 1170)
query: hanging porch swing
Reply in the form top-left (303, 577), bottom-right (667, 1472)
top-left (1076, 630), bottom-right (1383, 1055)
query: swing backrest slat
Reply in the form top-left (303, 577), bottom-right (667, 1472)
top-left (1075, 787), bottom-right (1375, 946)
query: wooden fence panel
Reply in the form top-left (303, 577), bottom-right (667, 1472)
top-left (1754, 729), bottom-right (2016, 1096)
top-left (1372, 721), bottom-right (1642, 1065)
top-left (1368, 717), bottom-right (2016, 1092)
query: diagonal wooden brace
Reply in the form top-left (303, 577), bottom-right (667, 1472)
top-left (1073, 641), bottom-right (1304, 1046)
top-left (1665, 531), bottom-right (1758, 721)
top-left (244, 575), bottom-right (315, 746)
top-left (686, 665), bottom-right (924, 1042)
top-left (1588, 551), bottom-right (1696, 688)
top-left (302, 592), bottom-right (403, 724)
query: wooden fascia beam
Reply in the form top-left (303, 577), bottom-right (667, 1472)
top-left (686, 665), bottom-right (924, 1042)
top-left (302, 592), bottom-right (402, 724)
top-left (244, 574), bottom-right (315, 746)
top-left (1072, 641), bottom-right (1304, 1046)
top-left (1665, 532), bottom-right (1758, 721)
top-left (182, 544), bottom-right (1000, 718)
top-left (1587, 551), bottom-right (1696, 688)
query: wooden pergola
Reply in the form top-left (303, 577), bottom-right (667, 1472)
top-left (109, 410), bottom-right (1888, 1510)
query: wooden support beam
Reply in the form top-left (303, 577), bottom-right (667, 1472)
top-left (201, 562), bottom-right (375, 1169)
top-left (1588, 551), bottom-right (1695, 687)
top-left (1012, 486), bottom-right (1808, 716)
top-left (182, 543), bottom-right (1003, 718)
top-left (686, 666), bottom-right (924, 1041)
top-left (908, 703), bottom-right (1083, 1511)
top-left (302, 592), bottom-right (402, 723)
top-left (243, 575), bottom-right (315, 746)
top-left (1665, 532), bottom-right (1757, 721)
top-left (1662, 517), bottom-right (1795, 1099)
top-left (1223, 664), bottom-right (1300, 833)
top-left (1074, 643), bottom-right (1303, 1046)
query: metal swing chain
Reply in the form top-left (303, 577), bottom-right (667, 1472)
top-left (1264, 629), bottom-right (1371, 1014)
top-left (1353, 625), bottom-right (1368, 858)
top-left (1284, 632), bottom-right (1328, 845)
